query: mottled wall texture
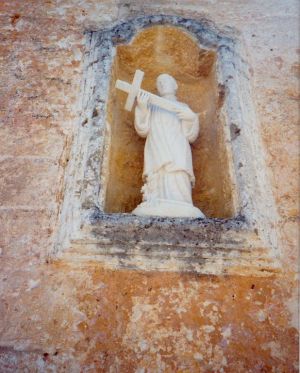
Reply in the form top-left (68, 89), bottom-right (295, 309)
top-left (0, 1), bottom-right (299, 372)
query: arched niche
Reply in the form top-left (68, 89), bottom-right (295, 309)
top-left (54, 15), bottom-right (279, 275)
top-left (105, 25), bottom-right (235, 218)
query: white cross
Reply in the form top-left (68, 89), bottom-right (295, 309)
top-left (115, 69), bottom-right (183, 113)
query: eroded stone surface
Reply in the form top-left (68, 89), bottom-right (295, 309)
top-left (0, 261), bottom-right (298, 371)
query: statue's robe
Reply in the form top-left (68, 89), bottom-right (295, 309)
top-left (134, 100), bottom-right (199, 206)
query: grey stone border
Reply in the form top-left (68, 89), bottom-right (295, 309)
top-left (53, 15), bottom-right (280, 276)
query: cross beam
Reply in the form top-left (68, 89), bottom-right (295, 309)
top-left (115, 69), bottom-right (182, 113)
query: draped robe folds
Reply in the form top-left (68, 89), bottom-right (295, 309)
top-left (132, 99), bottom-right (205, 218)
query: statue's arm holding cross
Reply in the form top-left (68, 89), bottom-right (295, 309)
top-left (115, 69), bottom-right (198, 124)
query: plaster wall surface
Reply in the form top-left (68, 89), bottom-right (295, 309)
top-left (0, 1), bottom-right (299, 371)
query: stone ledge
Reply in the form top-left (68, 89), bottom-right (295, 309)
top-left (57, 210), bottom-right (281, 277)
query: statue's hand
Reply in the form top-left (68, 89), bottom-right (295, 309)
top-left (174, 107), bottom-right (197, 122)
top-left (137, 91), bottom-right (150, 111)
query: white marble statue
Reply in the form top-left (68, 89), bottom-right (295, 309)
top-left (131, 73), bottom-right (205, 218)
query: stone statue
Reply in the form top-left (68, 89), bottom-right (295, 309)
top-left (115, 70), bottom-right (205, 218)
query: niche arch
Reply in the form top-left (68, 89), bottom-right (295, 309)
top-left (105, 25), bottom-right (236, 218)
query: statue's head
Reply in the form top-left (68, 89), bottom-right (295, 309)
top-left (156, 74), bottom-right (178, 96)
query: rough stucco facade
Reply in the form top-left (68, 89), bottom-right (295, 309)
top-left (0, 1), bottom-right (299, 372)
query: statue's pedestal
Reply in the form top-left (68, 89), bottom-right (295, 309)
top-left (132, 199), bottom-right (205, 218)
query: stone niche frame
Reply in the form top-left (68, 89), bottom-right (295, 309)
top-left (53, 15), bottom-right (280, 276)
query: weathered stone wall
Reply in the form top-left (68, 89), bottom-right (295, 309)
top-left (0, 1), bottom-right (298, 372)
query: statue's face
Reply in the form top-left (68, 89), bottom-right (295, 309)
top-left (156, 74), bottom-right (177, 96)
